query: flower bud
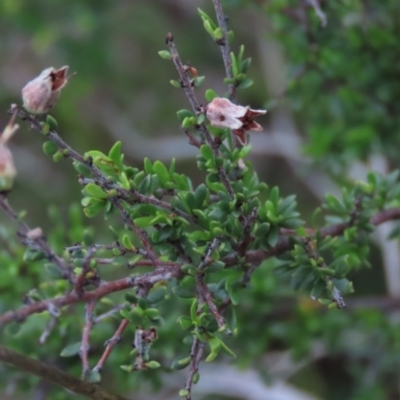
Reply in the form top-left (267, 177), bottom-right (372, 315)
top-left (22, 66), bottom-right (69, 115)
top-left (206, 97), bottom-right (266, 145)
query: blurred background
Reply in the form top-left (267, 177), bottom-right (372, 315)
top-left (1, 0), bottom-right (400, 399)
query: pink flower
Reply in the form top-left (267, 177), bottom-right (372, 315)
top-left (22, 66), bottom-right (69, 115)
top-left (206, 97), bottom-right (266, 144)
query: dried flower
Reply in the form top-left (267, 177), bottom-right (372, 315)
top-left (206, 97), bottom-right (266, 144)
top-left (22, 66), bottom-right (69, 115)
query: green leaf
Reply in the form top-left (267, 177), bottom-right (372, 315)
top-left (205, 89), bottom-right (217, 102)
top-left (200, 144), bottom-right (213, 162)
top-left (122, 234), bottom-right (135, 250)
top-left (146, 286), bottom-right (166, 304)
top-left (171, 356), bottom-right (191, 370)
top-left (23, 249), bottom-right (45, 262)
top-left (46, 115), bottom-right (58, 130)
top-left (238, 77), bottom-right (253, 89)
top-left (170, 79), bottom-right (181, 88)
top-left (85, 183), bottom-right (108, 199)
top-left (43, 141), bottom-right (58, 156)
top-left (177, 315), bottom-right (193, 330)
top-left (108, 141), bottom-right (123, 168)
top-left (158, 50), bottom-right (171, 59)
top-left (146, 360), bottom-right (161, 369)
top-left (153, 160), bottom-right (170, 185)
top-left (177, 109), bottom-right (194, 123)
top-left (88, 370), bottom-right (101, 383)
top-left (60, 342), bottom-right (81, 357)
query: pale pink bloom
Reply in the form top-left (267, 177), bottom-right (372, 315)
top-left (22, 66), bottom-right (69, 114)
top-left (206, 97), bottom-right (266, 144)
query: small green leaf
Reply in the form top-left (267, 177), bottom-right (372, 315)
top-left (177, 109), bottom-right (194, 123)
top-left (171, 356), bottom-right (191, 370)
top-left (170, 79), bottom-right (181, 88)
top-left (46, 115), bottom-right (58, 130)
top-left (179, 389), bottom-right (190, 397)
top-left (177, 316), bottom-right (193, 330)
top-left (122, 234), bottom-right (135, 250)
top-left (60, 342), bottom-right (81, 357)
top-left (213, 27), bottom-right (223, 40)
top-left (146, 360), bottom-right (161, 369)
top-left (238, 77), bottom-right (253, 89)
top-left (85, 183), bottom-right (108, 199)
top-left (43, 141), bottom-right (58, 156)
top-left (205, 89), bottom-right (218, 102)
top-left (153, 161), bottom-right (170, 185)
top-left (52, 151), bottom-right (64, 162)
top-left (158, 50), bottom-right (171, 59)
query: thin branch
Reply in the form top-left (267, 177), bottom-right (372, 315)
top-left (39, 316), bottom-right (58, 345)
top-left (0, 268), bottom-right (181, 327)
top-left (81, 301), bottom-right (96, 379)
top-left (211, 0), bottom-right (236, 100)
top-left (78, 177), bottom-right (198, 225)
top-left (197, 278), bottom-right (227, 332)
top-left (93, 319), bottom-right (130, 373)
top-left (0, 194), bottom-right (75, 282)
top-left (94, 304), bottom-right (125, 324)
top-left (184, 337), bottom-right (205, 400)
top-left (0, 345), bottom-right (128, 400)
top-left (225, 206), bottom-right (400, 272)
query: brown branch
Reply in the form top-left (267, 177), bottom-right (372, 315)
top-left (0, 268), bottom-right (181, 327)
top-left (94, 319), bottom-right (130, 373)
top-left (0, 345), bottom-right (128, 400)
top-left (197, 278), bottom-right (227, 333)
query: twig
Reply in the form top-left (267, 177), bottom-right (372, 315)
top-left (198, 238), bottom-right (220, 271)
top-left (78, 177), bottom-right (198, 224)
top-left (93, 319), bottom-right (130, 373)
top-left (226, 206), bottom-right (400, 275)
top-left (0, 194), bottom-right (75, 282)
top-left (0, 345), bottom-right (128, 400)
top-left (75, 247), bottom-right (96, 296)
top-left (197, 278), bottom-right (227, 332)
top-left (184, 337), bottom-right (205, 400)
top-left (0, 268), bottom-right (181, 326)
top-left (94, 304), bottom-right (125, 324)
top-left (39, 316), bottom-right (58, 345)
top-left (304, 0), bottom-right (327, 27)
top-left (81, 301), bottom-right (96, 379)
top-left (211, 0), bottom-right (236, 100)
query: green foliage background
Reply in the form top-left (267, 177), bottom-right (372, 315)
top-left (1, 1), bottom-right (400, 400)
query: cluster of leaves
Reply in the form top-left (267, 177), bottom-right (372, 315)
top-left (264, 0), bottom-right (400, 172)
